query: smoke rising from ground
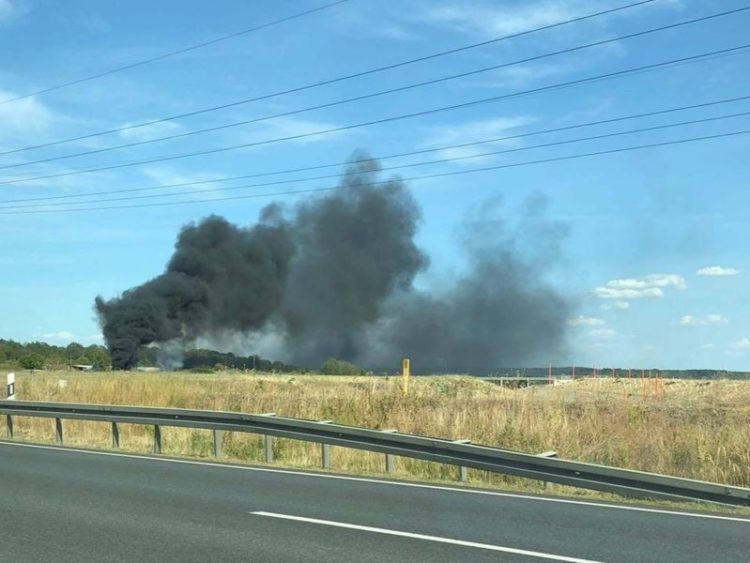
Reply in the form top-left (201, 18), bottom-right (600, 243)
top-left (96, 154), bottom-right (570, 372)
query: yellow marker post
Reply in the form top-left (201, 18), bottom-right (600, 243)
top-left (401, 358), bottom-right (410, 395)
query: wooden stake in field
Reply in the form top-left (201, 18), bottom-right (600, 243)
top-left (572, 365), bottom-right (576, 380)
top-left (401, 359), bottom-right (410, 395)
top-left (548, 362), bottom-right (552, 384)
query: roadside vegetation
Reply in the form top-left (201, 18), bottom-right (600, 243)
top-left (6, 371), bottom-right (750, 510)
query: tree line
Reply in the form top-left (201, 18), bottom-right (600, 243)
top-left (0, 339), bottom-right (299, 373)
top-left (0, 339), bottom-right (110, 370)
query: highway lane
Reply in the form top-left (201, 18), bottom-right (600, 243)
top-left (0, 441), bottom-right (747, 562)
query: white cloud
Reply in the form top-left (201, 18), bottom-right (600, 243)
top-left (423, 1), bottom-right (577, 37)
top-left (419, 0), bottom-right (681, 38)
top-left (138, 167), bottom-right (229, 200)
top-left (0, 0), bottom-right (24, 25)
top-left (118, 119), bottom-right (184, 142)
top-left (0, 0), bottom-right (12, 20)
top-left (37, 331), bottom-right (75, 341)
top-left (593, 274), bottom-right (685, 300)
top-left (33, 330), bottom-right (103, 345)
top-left (680, 314), bottom-right (728, 326)
top-left (606, 274), bottom-right (686, 290)
top-left (589, 328), bottom-right (616, 340)
top-left (696, 266), bottom-right (741, 277)
top-left (0, 88), bottom-right (56, 146)
top-left (486, 61), bottom-right (576, 88)
top-left (600, 301), bottom-right (629, 310)
top-left (594, 286), bottom-right (663, 300)
top-left (568, 315), bottom-right (604, 327)
top-left (729, 337), bottom-right (750, 351)
top-left (422, 116), bottom-right (532, 161)
top-left (701, 343), bottom-right (715, 350)
top-left (261, 116), bottom-right (349, 146)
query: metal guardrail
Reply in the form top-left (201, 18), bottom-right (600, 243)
top-left (1, 400), bottom-right (748, 507)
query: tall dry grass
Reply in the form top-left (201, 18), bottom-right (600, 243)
top-left (6, 371), bottom-right (750, 495)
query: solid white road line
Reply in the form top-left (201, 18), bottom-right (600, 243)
top-left (2, 440), bottom-right (749, 524)
top-left (251, 511), bottom-right (606, 562)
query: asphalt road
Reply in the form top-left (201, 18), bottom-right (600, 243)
top-left (0, 442), bottom-right (747, 562)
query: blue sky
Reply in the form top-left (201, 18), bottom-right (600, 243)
top-left (0, 0), bottom-right (748, 369)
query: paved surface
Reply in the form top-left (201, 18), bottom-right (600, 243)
top-left (0, 441), bottom-right (747, 562)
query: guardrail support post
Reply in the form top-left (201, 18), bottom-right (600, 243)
top-left (537, 450), bottom-right (558, 489)
top-left (153, 425), bottom-right (162, 454)
top-left (111, 422), bottom-right (120, 449)
top-left (318, 420), bottom-right (333, 469)
top-left (459, 466), bottom-right (468, 482)
top-left (453, 439), bottom-right (471, 482)
top-left (55, 417), bottom-right (63, 445)
top-left (321, 443), bottom-right (331, 469)
top-left (213, 429), bottom-right (223, 457)
top-left (381, 429), bottom-right (397, 473)
top-left (260, 413), bottom-right (276, 463)
top-left (5, 414), bottom-right (12, 438)
top-left (385, 453), bottom-right (395, 473)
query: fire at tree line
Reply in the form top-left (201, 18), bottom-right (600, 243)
top-left (2, 339), bottom-right (748, 380)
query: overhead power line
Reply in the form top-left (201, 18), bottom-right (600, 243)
top-left (3, 5), bottom-right (747, 171)
top-left (4, 94), bottom-right (746, 206)
top-left (4, 102), bottom-right (749, 209)
top-left (0, 0), bottom-right (350, 105)
top-left (2, 43), bottom-right (749, 187)
top-left (2, 128), bottom-right (747, 215)
top-left (0, 0), bottom-right (659, 156)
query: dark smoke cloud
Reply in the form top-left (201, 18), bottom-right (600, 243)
top-left (280, 157), bottom-right (427, 365)
top-left (96, 208), bottom-right (293, 369)
top-left (97, 154), bottom-right (571, 372)
top-left (365, 195), bottom-right (571, 372)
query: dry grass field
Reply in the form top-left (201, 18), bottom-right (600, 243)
top-left (5, 370), bottom-right (750, 507)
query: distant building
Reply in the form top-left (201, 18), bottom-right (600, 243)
top-left (72, 364), bottom-right (94, 371)
top-left (135, 366), bottom-right (161, 372)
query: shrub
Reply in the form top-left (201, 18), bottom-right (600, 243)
top-left (320, 358), bottom-right (363, 375)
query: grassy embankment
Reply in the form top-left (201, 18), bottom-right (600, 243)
top-left (5, 371), bottom-right (750, 511)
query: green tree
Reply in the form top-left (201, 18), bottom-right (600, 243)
top-left (19, 353), bottom-right (44, 370)
top-left (320, 358), bottom-right (363, 375)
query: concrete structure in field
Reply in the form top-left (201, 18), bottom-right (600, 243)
top-left (482, 376), bottom-right (573, 388)
top-left (72, 364), bottom-right (94, 372)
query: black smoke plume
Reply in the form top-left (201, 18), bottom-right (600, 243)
top-left (95, 207), bottom-right (293, 369)
top-left (96, 155), bottom-right (570, 372)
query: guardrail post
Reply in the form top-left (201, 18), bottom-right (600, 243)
top-left (55, 418), bottom-right (63, 445)
top-left (111, 422), bottom-right (120, 449)
top-left (537, 450), bottom-right (558, 488)
top-left (381, 429), bottom-right (397, 473)
top-left (453, 439), bottom-right (471, 482)
top-left (261, 413), bottom-right (276, 463)
top-left (321, 443), bottom-right (330, 469)
top-left (213, 429), bottom-right (223, 457)
top-left (6, 414), bottom-right (13, 438)
top-left (318, 420), bottom-right (333, 469)
top-left (153, 425), bottom-right (162, 454)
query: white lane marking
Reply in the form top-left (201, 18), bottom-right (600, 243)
top-left (251, 511), bottom-right (605, 562)
top-left (1, 440), bottom-right (748, 523)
